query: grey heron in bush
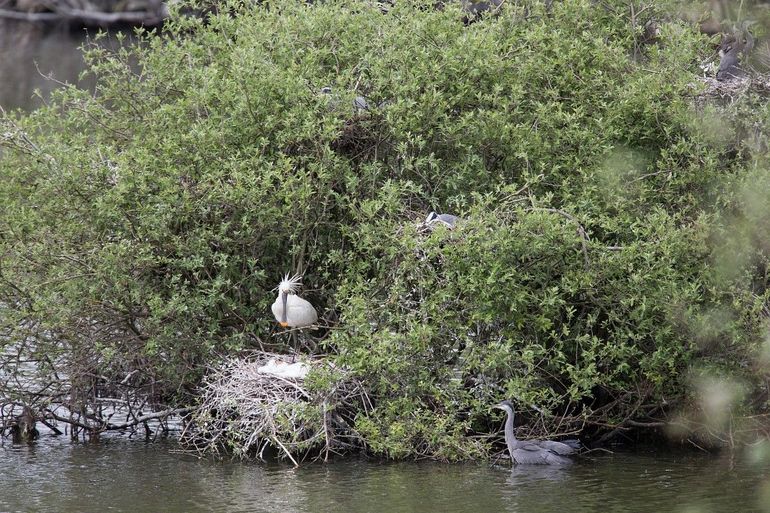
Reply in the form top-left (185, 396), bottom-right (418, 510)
top-left (462, 0), bottom-right (504, 16)
top-left (494, 400), bottom-right (580, 465)
top-left (271, 273), bottom-right (318, 355)
top-left (425, 211), bottom-right (459, 229)
top-left (717, 25), bottom-right (754, 81)
top-left (320, 86), bottom-right (372, 112)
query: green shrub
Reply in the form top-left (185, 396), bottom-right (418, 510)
top-left (1, 0), bottom-right (768, 458)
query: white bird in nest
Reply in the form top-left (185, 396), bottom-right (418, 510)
top-left (257, 358), bottom-right (310, 380)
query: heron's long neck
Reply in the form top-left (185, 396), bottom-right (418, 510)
top-left (505, 409), bottom-right (517, 454)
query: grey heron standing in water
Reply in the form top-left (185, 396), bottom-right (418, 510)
top-left (494, 400), bottom-right (580, 465)
top-left (271, 273), bottom-right (318, 355)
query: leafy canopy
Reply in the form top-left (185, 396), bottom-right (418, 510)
top-left (1, 0), bottom-right (768, 458)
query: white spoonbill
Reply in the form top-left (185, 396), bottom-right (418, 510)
top-left (271, 273), bottom-right (318, 328)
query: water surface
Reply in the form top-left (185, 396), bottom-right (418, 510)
top-left (2, 436), bottom-right (769, 513)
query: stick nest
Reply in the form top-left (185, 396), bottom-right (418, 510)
top-left (693, 74), bottom-right (770, 106)
top-left (179, 352), bottom-right (371, 464)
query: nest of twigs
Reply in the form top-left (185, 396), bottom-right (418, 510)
top-left (331, 116), bottom-right (385, 161)
top-left (693, 73), bottom-right (770, 106)
top-left (180, 351), bottom-right (371, 465)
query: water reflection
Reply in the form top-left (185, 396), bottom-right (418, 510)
top-left (2, 437), bottom-right (770, 513)
top-left (0, 21), bottom-right (109, 111)
top-left (499, 452), bottom-right (770, 513)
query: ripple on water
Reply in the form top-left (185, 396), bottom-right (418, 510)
top-left (1, 439), bottom-right (770, 513)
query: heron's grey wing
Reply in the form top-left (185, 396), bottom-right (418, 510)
top-left (511, 448), bottom-right (547, 465)
top-left (513, 440), bottom-right (542, 452)
top-left (717, 48), bottom-right (743, 80)
top-left (542, 451), bottom-right (573, 466)
top-left (510, 441), bottom-right (549, 464)
top-left (436, 213), bottom-right (459, 228)
top-left (353, 96), bottom-right (370, 111)
top-left (561, 439), bottom-right (582, 450)
top-left (536, 440), bottom-right (579, 455)
top-left (514, 440), bottom-right (575, 465)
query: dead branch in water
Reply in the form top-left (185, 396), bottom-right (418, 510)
top-left (44, 405), bottom-right (191, 432)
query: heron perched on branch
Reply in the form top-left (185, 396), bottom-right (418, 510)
top-left (717, 24), bottom-right (755, 81)
top-left (494, 400), bottom-right (580, 465)
top-left (319, 86), bottom-right (377, 112)
top-left (424, 211), bottom-right (459, 229)
top-left (271, 273), bottom-right (318, 355)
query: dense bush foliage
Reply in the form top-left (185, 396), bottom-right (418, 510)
top-left (2, 0), bottom-right (770, 458)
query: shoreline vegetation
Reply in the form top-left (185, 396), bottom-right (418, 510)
top-left (3, 0), bottom-right (770, 463)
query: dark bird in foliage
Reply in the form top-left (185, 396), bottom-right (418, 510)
top-left (461, 0), bottom-right (504, 16)
top-left (494, 400), bottom-right (580, 465)
top-left (320, 86), bottom-right (374, 112)
top-left (10, 406), bottom-right (39, 443)
top-left (717, 25), bottom-right (755, 81)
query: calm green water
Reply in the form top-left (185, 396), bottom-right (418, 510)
top-left (0, 21), bottom-right (90, 112)
top-left (2, 436), bottom-right (769, 513)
